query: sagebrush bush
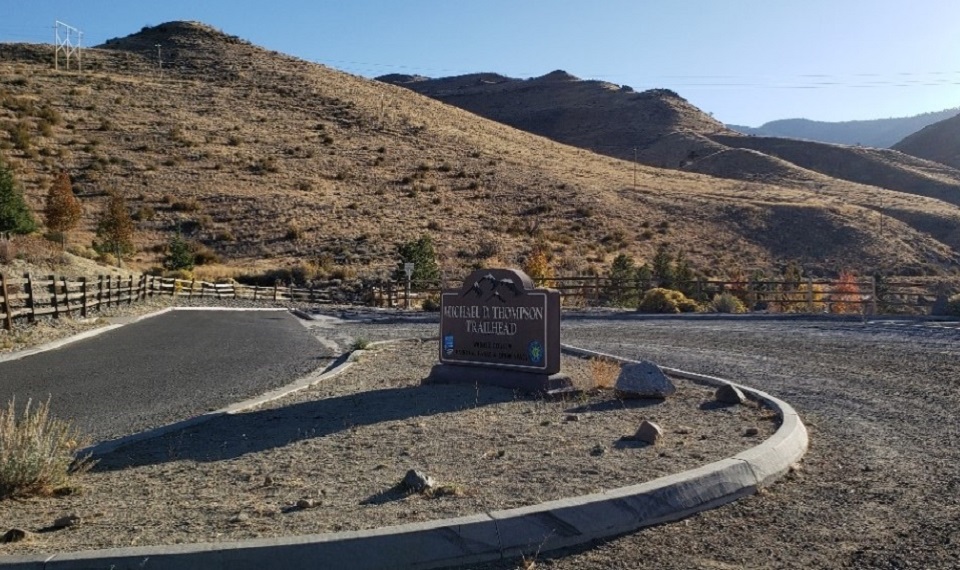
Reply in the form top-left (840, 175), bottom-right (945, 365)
top-left (947, 294), bottom-right (960, 317)
top-left (0, 398), bottom-right (94, 499)
top-left (637, 288), bottom-right (699, 314)
top-left (709, 292), bottom-right (747, 313)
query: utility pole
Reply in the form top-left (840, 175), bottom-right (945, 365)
top-left (54, 21), bottom-right (83, 72)
top-left (633, 147), bottom-right (638, 190)
top-left (155, 44), bottom-right (162, 78)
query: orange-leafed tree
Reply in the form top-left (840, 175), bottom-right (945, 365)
top-left (44, 171), bottom-right (82, 249)
top-left (830, 271), bottom-right (862, 314)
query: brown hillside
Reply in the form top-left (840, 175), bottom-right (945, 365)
top-left (382, 72), bottom-right (960, 209)
top-left (0, 22), bottom-right (959, 279)
top-left (893, 111), bottom-right (960, 170)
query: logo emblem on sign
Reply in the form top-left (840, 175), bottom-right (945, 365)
top-left (528, 340), bottom-right (544, 365)
top-left (443, 334), bottom-right (455, 356)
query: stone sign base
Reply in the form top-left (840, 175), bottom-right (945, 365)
top-left (424, 364), bottom-right (573, 396)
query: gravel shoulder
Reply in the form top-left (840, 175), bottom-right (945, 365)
top-left (0, 339), bottom-right (776, 556)
top-left (468, 316), bottom-right (960, 569)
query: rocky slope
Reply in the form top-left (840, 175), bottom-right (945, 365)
top-left (1, 22), bottom-right (959, 278)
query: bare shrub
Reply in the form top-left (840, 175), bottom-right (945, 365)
top-left (0, 398), bottom-right (95, 499)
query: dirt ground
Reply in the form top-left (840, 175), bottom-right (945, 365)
top-left (0, 339), bottom-right (776, 556)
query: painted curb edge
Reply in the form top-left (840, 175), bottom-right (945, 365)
top-left (1, 342), bottom-right (808, 569)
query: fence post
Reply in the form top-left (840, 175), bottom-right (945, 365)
top-left (871, 276), bottom-right (878, 316)
top-left (1, 273), bottom-right (12, 331)
top-left (24, 273), bottom-right (35, 323)
top-left (116, 275), bottom-right (122, 304)
top-left (806, 276), bottom-right (814, 313)
top-left (127, 275), bottom-right (133, 305)
top-left (49, 274), bottom-right (60, 319)
top-left (253, 285), bottom-right (259, 301)
top-left (61, 276), bottom-right (71, 317)
top-left (80, 277), bottom-right (88, 318)
top-left (273, 281), bottom-right (279, 302)
top-left (97, 275), bottom-right (104, 310)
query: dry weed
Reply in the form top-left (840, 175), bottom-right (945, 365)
top-left (589, 357), bottom-right (622, 390)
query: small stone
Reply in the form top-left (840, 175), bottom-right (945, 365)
top-left (715, 384), bottom-right (747, 405)
top-left (634, 420), bottom-right (663, 444)
top-left (296, 499), bottom-right (317, 509)
top-left (52, 514), bottom-right (81, 529)
top-left (565, 414), bottom-right (580, 422)
top-left (590, 444), bottom-right (606, 456)
top-left (675, 425), bottom-right (693, 435)
top-left (229, 512), bottom-right (250, 524)
top-left (614, 361), bottom-right (676, 399)
top-left (1, 528), bottom-right (32, 543)
top-left (744, 426), bottom-right (760, 437)
top-left (401, 469), bottom-right (435, 492)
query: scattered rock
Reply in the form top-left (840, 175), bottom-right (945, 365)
top-left (401, 469), bottom-right (435, 492)
top-left (1, 528), bottom-right (33, 543)
top-left (229, 512), bottom-right (250, 524)
top-left (296, 498), bottom-right (318, 509)
top-left (590, 444), bottom-right (606, 456)
top-left (614, 361), bottom-right (676, 399)
top-left (565, 414), bottom-right (580, 422)
top-left (634, 420), bottom-right (664, 444)
top-left (744, 426), bottom-right (760, 437)
top-left (715, 384), bottom-right (747, 405)
top-left (675, 425), bottom-right (693, 435)
top-left (52, 514), bottom-right (81, 529)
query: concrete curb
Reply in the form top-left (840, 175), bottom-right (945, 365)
top-left (2, 343), bottom-right (808, 569)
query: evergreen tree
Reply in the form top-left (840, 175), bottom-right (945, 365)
top-left (94, 191), bottom-right (135, 265)
top-left (674, 249), bottom-right (695, 295)
top-left (393, 235), bottom-right (440, 286)
top-left (607, 253), bottom-right (638, 306)
top-left (651, 243), bottom-right (674, 289)
top-left (163, 229), bottom-right (194, 271)
top-left (44, 171), bottom-right (82, 249)
top-left (0, 159), bottom-right (37, 235)
top-left (636, 263), bottom-right (654, 291)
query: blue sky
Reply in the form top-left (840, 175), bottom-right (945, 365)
top-left (3, 1), bottom-right (958, 126)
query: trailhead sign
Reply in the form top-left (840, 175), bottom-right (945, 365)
top-left (429, 268), bottom-right (567, 393)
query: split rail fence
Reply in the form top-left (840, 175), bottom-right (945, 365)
top-left (1, 272), bottom-right (955, 331)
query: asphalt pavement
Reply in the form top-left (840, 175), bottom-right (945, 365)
top-left (0, 310), bottom-right (330, 443)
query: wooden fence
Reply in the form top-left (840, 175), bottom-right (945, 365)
top-left (2, 272), bottom-right (956, 331)
top-left (371, 275), bottom-right (955, 315)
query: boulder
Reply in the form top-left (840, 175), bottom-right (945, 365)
top-left (715, 384), bottom-right (747, 405)
top-left (401, 469), bottom-right (435, 493)
top-left (614, 361), bottom-right (675, 399)
top-left (1, 528), bottom-right (32, 543)
top-left (634, 420), bottom-right (663, 444)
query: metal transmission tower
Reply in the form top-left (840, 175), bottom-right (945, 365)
top-left (54, 21), bottom-right (83, 72)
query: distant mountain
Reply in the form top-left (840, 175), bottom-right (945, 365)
top-left (729, 108), bottom-right (960, 148)
top-left (893, 112), bottom-right (960, 170)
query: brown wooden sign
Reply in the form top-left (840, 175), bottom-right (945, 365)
top-left (439, 268), bottom-right (560, 375)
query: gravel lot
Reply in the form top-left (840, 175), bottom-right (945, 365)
top-left (305, 311), bottom-right (960, 569)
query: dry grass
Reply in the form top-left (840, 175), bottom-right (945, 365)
top-left (0, 23), bottom-right (958, 279)
top-left (587, 357), bottom-right (622, 390)
top-left (0, 397), bottom-right (95, 499)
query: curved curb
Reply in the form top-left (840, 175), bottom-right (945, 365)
top-left (1, 344), bottom-right (808, 570)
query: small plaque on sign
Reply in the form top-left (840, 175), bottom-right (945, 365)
top-left (404, 263), bottom-right (415, 278)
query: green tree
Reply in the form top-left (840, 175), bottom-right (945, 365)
top-left (163, 228), bottom-right (194, 272)
top-left (651, 243), bottom-right (674, 289)
top-left (606, 253), bottom-right (638, 307)
top-left (94, 191), bottom-right (135, 265)
top-left (393, 235), bottom-right (440, 287)
top-left (674, 249), bottom-right (695, 296)
top-left (44, 171), bottom-right (82, 249)
top-left (636, 263), bottom-right (653, 291)
top-left (0, 159), bottom-right (37, 235)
